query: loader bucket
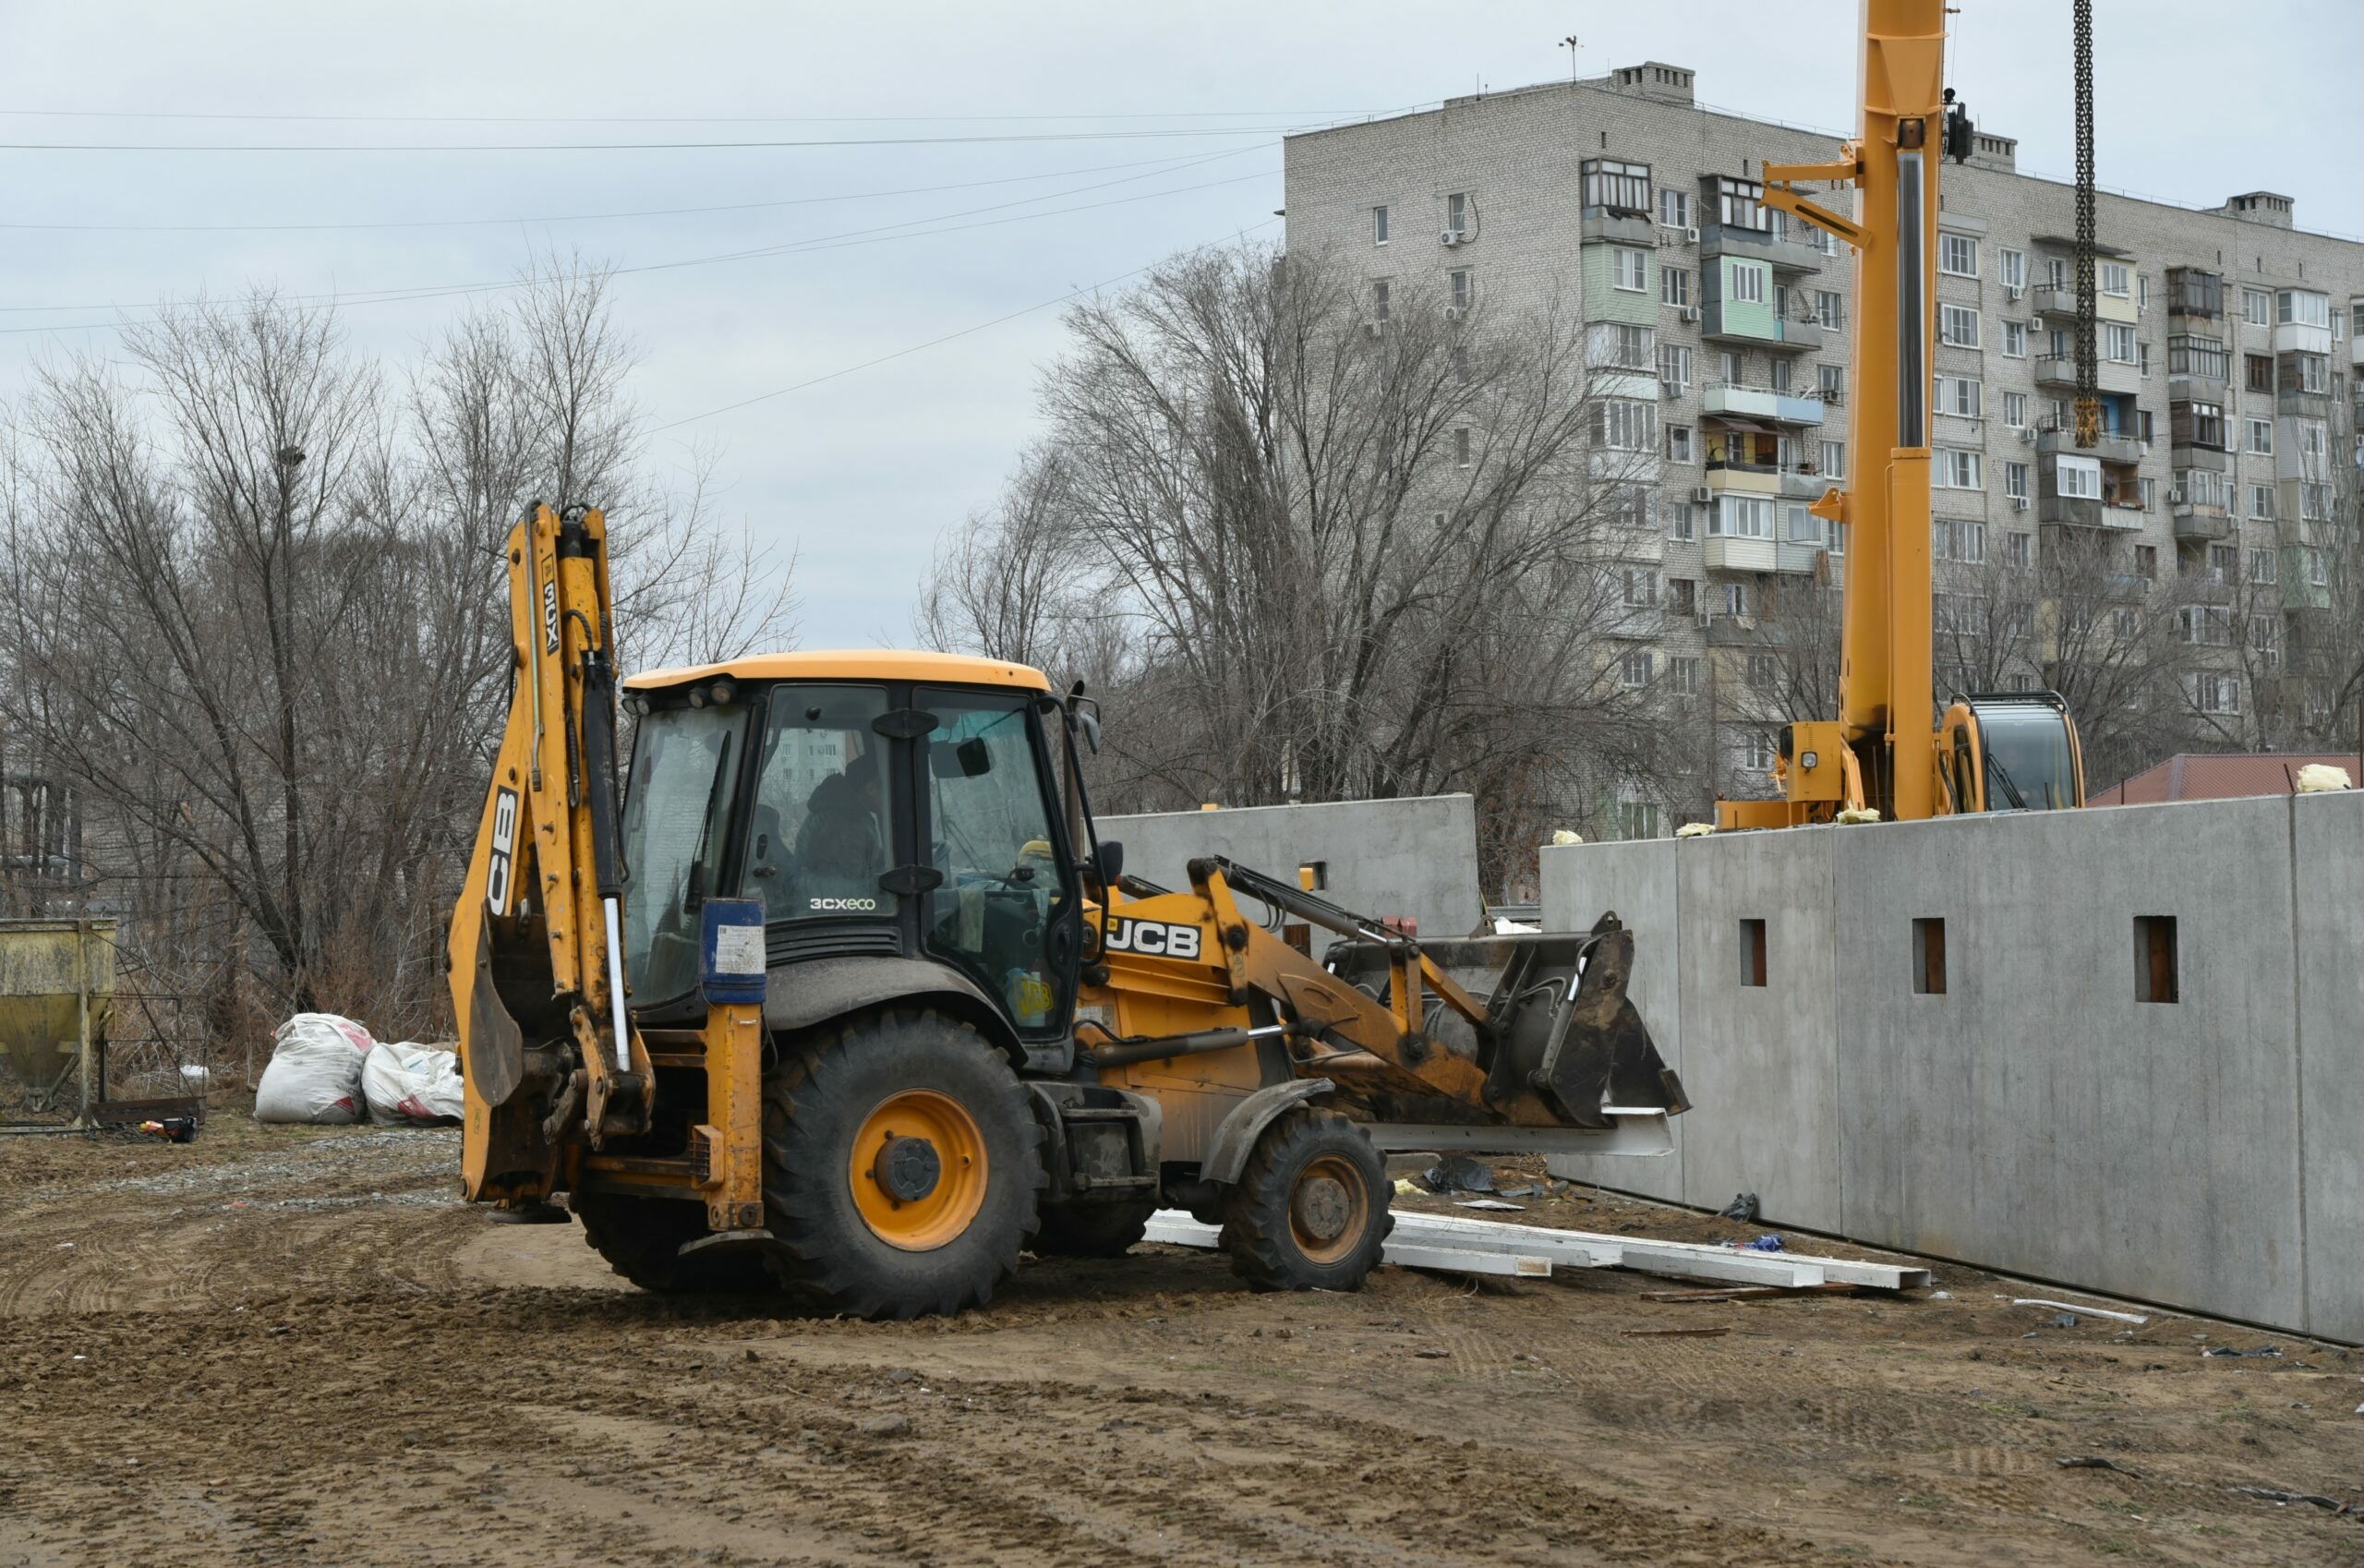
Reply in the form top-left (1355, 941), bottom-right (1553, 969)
top-left (1323, 913), bottom-right (1686, 1129)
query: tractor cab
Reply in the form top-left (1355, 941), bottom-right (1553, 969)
top-left (1936, 691), bottom-right (2086, 814)
top-left (616, 653), bottom-right (1092, 1056)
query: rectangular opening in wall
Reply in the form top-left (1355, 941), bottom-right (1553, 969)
top-left (1739, 918), bottom-right (1767, 987)
top-left (1297, 861), bottom-right (1328, 892)
top-left (2135, 915), bottom-right (2179, 1004)
top-left (1912, 918), bottom-right (1948, 995)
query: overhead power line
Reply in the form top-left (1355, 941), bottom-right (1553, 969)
top-left (649, 217), bottom-right (1284, 433)
top-left (0, 106), bottom-right (1386, 126)
top-left (0, 126), bottom-right (1318, 154)
top-left (0, 146), bottom-right (1256, 235)
top-left (0, 165), bottom-right (1281, 334)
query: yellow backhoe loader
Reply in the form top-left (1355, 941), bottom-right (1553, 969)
top-left (449, 503), bottom-right (1685, 1317)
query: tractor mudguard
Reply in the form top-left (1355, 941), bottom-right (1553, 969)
top-left (1201, 1078), bottom-right (1335, 1187)
top-left (761, 954), bottom-right (1031, 1065)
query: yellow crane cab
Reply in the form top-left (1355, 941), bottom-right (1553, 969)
top-left (1935, 691), bottom-right (2086, 815)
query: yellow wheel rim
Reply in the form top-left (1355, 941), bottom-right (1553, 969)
top-left (1288, 1153), bottom-right (1370, 1266)
top-left (849, 1089), bottom-right (988, 1252)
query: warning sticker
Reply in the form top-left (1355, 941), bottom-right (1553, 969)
top-left (713, 923), bottom-right (767, 976)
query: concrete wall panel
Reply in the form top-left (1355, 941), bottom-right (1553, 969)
top-left (2294, 789), bottom-right (2364, 1340)
top-left (1096, 795), bottom-right (1485, 943)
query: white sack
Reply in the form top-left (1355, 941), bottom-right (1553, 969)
top-left (2296, 763), bottom-right (2352, 793)
top-left (361, 1041), bottom-right (464, 1126)
top-left (254, 1013), bottom-right (374, 1124)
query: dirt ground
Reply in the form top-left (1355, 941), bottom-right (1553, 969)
top-left (2, 1121), bottom-right (2359, 1568)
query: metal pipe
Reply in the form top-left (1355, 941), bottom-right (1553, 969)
top-left (1085, 1022), bottom-right (1286, 1071)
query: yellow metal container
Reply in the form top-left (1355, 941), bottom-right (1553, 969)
top-left (0, 920), bottom-right (116, 1110)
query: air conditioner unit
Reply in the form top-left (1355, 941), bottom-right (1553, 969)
top-left (1442, 306), bottom-right (1465, 322)
top-left (1691, 485), bottom-right (1715, 504)
top-left (1441, 230), bottom-right (1463, 247)
top-left (1361, 320), bottom-right (1386, 339)
top-left (1679, 305), bottom-right (1702, 323)
top-left (1684, 226), bottom-right (1701, 244)
top-left (2017, 426), bottom-right (2035, 443)
top-left (2006, 283), bottom-right (2025, 301)
top-left (2011, 495), bottom-right (2031, 513)
top-left (2168, 488), bottom-right (2188, 505)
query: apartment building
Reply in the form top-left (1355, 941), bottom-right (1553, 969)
top-left (1283, 63), bottom-right (2364, 827)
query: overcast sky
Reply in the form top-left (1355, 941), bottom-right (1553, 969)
top-left (1, 2), bottom-right (2356, 650)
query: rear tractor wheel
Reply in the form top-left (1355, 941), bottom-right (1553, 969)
top-left (761, 1008), bottom-right (1043, 1319)
top-left (1219, 1107), bottom-right (1392, 1292)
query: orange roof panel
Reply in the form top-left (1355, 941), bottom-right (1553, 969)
top-left (624, 648), bottom-right (1053, 694)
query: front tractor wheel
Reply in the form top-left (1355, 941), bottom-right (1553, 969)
top-left (761, 1009), bottom-right (1043, 1320)
top-left (1220, 1108), bottom-right (1393, 1292)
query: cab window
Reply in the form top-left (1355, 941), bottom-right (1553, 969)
top-left (743, 685), bottom-right (895, 923)
top-left (920, 691), bottom-right (1068, 1033)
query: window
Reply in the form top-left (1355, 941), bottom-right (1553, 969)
top-left (1370, 279), bottom-right (1391, 321)
top-left (1936, 374), bottom-right (1983, 417)
top-left (1620, 564), bottom-right (1658, 606)
top-left (1713, 176), bottom-right (1767, 231)
top-left (2166, 267), bottom-right (2222, 318)
top-left (1819, 440), bottom-right (1846, 479)
top-left (1940, 304), bottom-right (1981, 348)
top-left (1453, 427), bottom-right (1472, 465)
top-left (2002, 391), bottom-right (2028, 428)
top-left (1999, 248), bottom-right (2027, 289)
top-left (1610, 485), bottom-right (1654, 531)
top-left (1592, 399), bottom-right (1657, 451)
top-left (2176, 605), bottom-right (2231, 645)
top-left (1814, 289), bottom-right (1844, 330)
top-left (1724, 582), bottom-right (1749, 616)
top-left (2167, 334), bottom-right (2227, 380)
top-left (1592, 320), bottom-right (1653, 369)
top-left (2176, 468), bottom-right (2227, 509)
top-left (2004, 460), bottom-right (2030, 500)
top-left (2183, 673), bottom-right (2239, 717)
top-left (1719, 350), bottom-right (1742, 384)
top-left (1746, 652), bottom-right (1778, 691)
top-left (1620, 649), bottom-right (1654, 688)
top-left (1658, 342), bottom-right (1693, 390)
top-left (922, 688), bottom-right (1073, 1035)
top-left (2249, 547), bottom-right (2277, 584)
top-left (2056, 458), bottom-right (2101, 501)
top-left (2135, 544), bottom-right (2157, 579)
top-left (2243, 287), bottom-right (2272, 326)
top-left (2044, 256), bottom-right (2070, 291)
top-left (1912, 917), bottom-right (1948, 995)
top-left (2209, 542), bottom-right (2238, 584)
top-left (2007, 531), bottom-right (2032, 569)
top-left (2105, 323), bottom-right (2138, 365)
top-left (1818, 363), bottom-right (1845, 403)
top-left (1373, 205), bottom-right (1390, 245)
top-left (2285, 352), bottom-right (2330, 393)
top-left (2335, 307), bottom-right (2348, 342)
top-left (1670, 655), bottom-right (1701, 695)
top-left (2250, 484), bottom-right (2276, 520)
top-left (2246, 353), bottom-right (2274, 392)
top-left (2250, 617), bottom-right (2279, 668)
top-left (2247, 417), bottom-right (2274, 454)
top-left (1620, 800), bottom-right (1662, 840)
top-left (2002, 320), bottom-right (2028, 357)
top-left (2277, 290), bottom-right (2331, 328)
top-left (1742, 722), bottom-right (1776, 769)
top-left (1450, 270), bottom-right (1472, 310)
top-left (1770, 357), bottom-right (1792, 393)
top-left (2005, 602), bottom-right (2033, 638)
top-left (1788, 504), bottom-right (1821, 545)
top-left (1658, 187), bottom-right (1693, 229)
top-left (1939, 233), bottom-right (1979, 277)
top-left (2138, 409), bottom-right (2155, 445)
top-left (1712, 494), bottom-right (1773, 538)
top-left (1662, 265), bottom-right (1693, 307)
top-left (1613, 246), bottom-right (1649, 292)
top-left (1730, 260), bottom-right (1767, 306)
top-left (1933, 517), bottom-right (1984, 561)
top-left (2110, 607), bottom-right (2137, 640)
top-left (1446, 191), bottom-right (1468, 237)
top-left (2135, 915), bottom-right (2181, 1004)
top-left (2102, 261), bottom-right (2130, 297)
top-left (1665, 424), bottom-right (1695, 464)
top-left (1936, 448), bottom-right (1983, 488)
top-left (2309, 546), bottom-right (2329, 586)
top-left (2139, 341), bottom-right (2152, 378)
top-left (2174, 401), bottom-right (2225, 450)
top-left (1668, 502), bottom-right (1695, 541)
top-left (1583, 159), bottom-right (1652, 213)
top-left (2140, 476), bottom-right (2156, 511)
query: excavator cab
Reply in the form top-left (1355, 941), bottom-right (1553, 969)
top-left (1935, 691), bottom-right (2086, 814)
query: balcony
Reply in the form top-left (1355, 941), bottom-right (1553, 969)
top-left (2036, 425), bottom-right (2142, 466)
top-left (1701, 302), bottom-right (1824, 351)
top-left (1581, 211), bottom-right (1658, 247)
top-left (1776, 540), bottom-right (1827, 575)
top-left (1602, 604), bottom-right (1665, 639)
top-left (1701, 462), bottom-right (1779, 496)
top-left (2039, 496), bottom-right (2104, 528)
top-left (2033, 356), bottom-right (2141, 395)
top-left (2278, 387), bottom-right (2334, 418)
top-left (2283, 565), bottom-right (2332, 612)
top-left (2351, 333), bottom-right (2364, 370)
top-left (1701, 380), bottom-right (1826, 426)
top-left (1702, 535), bottom-right (1778, 573)
top-left (2176, 572), bottom-right (2236, 606)
top-left (2031, 285), bottom-right (2139, 324)
top-left (2169, 443), bottom-right (2227, 473)
top-left (2171, 494), bottom-right (2231, 537)
top-left (1700, 223), bottom-right (1826, 273)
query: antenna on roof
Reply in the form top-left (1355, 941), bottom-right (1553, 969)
top-left (1561, 34), bottom-right (1581, 83)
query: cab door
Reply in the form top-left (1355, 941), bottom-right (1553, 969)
top-left (914, 687), bottom-right (1083, 1043)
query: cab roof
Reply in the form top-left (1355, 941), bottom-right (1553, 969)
top-left (624, 648), bottom-right (1053, 694)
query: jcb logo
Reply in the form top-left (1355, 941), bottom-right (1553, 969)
top-left (1103, 917), bottom-right (1202, 961)
top-left (809, 897), bottom-right (879, 912)
top-left (541, 579), bottom-right (561, 654)
top-left (485, 787), bottom-right (519, 915)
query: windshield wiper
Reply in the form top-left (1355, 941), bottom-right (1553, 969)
top-left (1984, 744), bottom-right (2030, 811)
top-left (681, 732), bottom-right (735, 911)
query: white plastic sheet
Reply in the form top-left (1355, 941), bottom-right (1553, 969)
top-left (254, 1013), bottom-right (374, 1124)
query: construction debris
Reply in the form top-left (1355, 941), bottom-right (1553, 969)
top-left (2012, 1297), bottom-right (2147, 1326)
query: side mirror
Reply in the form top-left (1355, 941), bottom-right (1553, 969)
top-left (1077, 709), bottom-right (1102, 754)
top-left (1093, 838), bottom-right (1125, 887)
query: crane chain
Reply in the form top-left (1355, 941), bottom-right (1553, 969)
top-left (2072, 0), bottom-right (2100, 448)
